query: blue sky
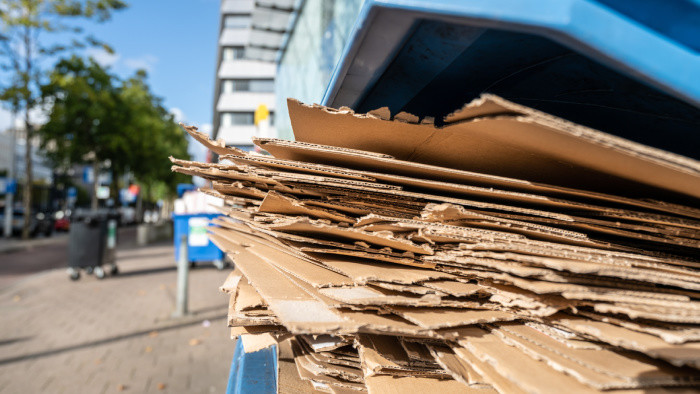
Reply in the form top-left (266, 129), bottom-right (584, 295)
top-left (0, 0), bottom-right (221, 159)
top-left (86, 0), bottom-right (220, 128)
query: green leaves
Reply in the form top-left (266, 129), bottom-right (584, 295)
top-left (39, 55), bottom-right (190, 201)
top-left (0, 0), bottom-right (129, 109)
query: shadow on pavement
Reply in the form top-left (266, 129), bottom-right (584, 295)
top-left (0, 314), bottom-right (226, 366)
top-left (117, 251), bottom-right (174, 262)
top-left (189, 303), bottom-right (230, 316)
top-left (112, 262), bottom-right (222, 279)
top-left (0, 337), bottom-right (33, 347)
top-left (111, 265), bottom-right (177, 278)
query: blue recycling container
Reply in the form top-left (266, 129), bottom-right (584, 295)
top-left (173, 213), bottom-right (224, 263)
top-left (226, 340), bottom-right (278, 394)
top-left (322, 0), bottom-right (700, 160)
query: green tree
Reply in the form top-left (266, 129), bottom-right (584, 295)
top-left (118, 71), bottom-right (190, 203)
top-left (39, 55), bottom-right (127, 209)
top-left (0, 0), bottom-right (126, 238)
top-left (39, 58), bottom-right (190, 211)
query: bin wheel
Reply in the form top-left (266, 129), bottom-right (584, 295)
top-left (190, 262), bottom-right (196, 269)
top-left (110, 265), bottom-right (119, 276)
top-left (94, 266), bottom-right (106, 279)
top-left (68, 268), bottom-right (80, 281)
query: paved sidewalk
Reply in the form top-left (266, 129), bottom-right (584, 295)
top-left (0, 242), bottom-right (234, 394)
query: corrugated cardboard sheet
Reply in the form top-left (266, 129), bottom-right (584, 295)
top-left (174, 95), bottom-right (700, 393)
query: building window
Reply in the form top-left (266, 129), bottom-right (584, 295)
top-left (221, 79), bottom-right (275, 93)
top-left (224, 15), bottom-right (250, 29)
top-left (222, 46), bottom-right (245, 61)
top-left (221, 112), bottom-right (255, 126)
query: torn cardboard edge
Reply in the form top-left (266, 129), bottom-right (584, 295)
top-left (286, 96), bottom-right (700, 200)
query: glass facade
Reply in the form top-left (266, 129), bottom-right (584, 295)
top-left (275, 0), bottom-right (365, 140)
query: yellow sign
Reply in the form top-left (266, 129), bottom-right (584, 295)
top-left (254, 104), bottom-right (269, 126)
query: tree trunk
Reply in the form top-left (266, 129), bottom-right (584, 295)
top-left (111, 170), bottom-right (120, 207)
top-left (21, 114), bottom-right (33, 240)
top-left (91, 159), bottom-right (99, 211)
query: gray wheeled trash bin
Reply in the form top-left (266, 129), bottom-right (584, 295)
top-left (67, 210), bottom-right (119, 280)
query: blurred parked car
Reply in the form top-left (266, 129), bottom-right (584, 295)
top-left (143, 210), bottom-right (160, 224)
top-left (54, 210), bottom-right (71, 232)
top-left (118, 206), bottom-right (136, 225)
top-left (0, 209), bottom-right (54, 237)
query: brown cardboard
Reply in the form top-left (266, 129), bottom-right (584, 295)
top-left (363, 375), bottom-right (487, 394)
top-left (248, 139), bottom-right (700, 240)
top-left (491, 323), bottom-right (700, 389)
top-left (181, 123), bottom-right (244, 156)
top-left (457, 329), bottom-right (603, 394)
top-left (234, 279), bottom-right (267, 311)
top-left (219, 269), bottom-right (243, 293)
top-left (252, 137), bottom-right (700, 223)
top-left (228, 294), bottom-right (279, 327)
top-left (215, 227), bottom-right (356, 288)
top-left (387, 307), bottom-right (517, 329)
top-left (299, 335), bottom-right (351, 352)
top-left (180, 120), bottom-right (700, 219)
top-left (551, 316), bottom-right (700, 368)
top-left (427, 345), bottom-right (491, 388)
top-left (421, 280), bottom-right (486, 297)
top-left (291, 340), bottom-right (364, 383)
top-left (291, 339), bottom-right (367, 391)
top-left (355, 334), bottom-right (449, 377)
top-left (300, 248), bottom-right (433, 269)
top-left (230, 325), bottom-right (284, 338)
top-left (430, 252), bottom-right (700, 292)
top-left (207, 232), bottom-right (358, 334)
top-left (175, 93), bottom-right (700, 394)
top-left (286, 96), bottom-right (700, 199)
top-left (224, 153), bottom-right (377, 181)
top-left (318, 286), bottom-right (443, 307)
top-left (258, 191), bottom-right (355, 224)
top-left (298, 340), bottom-right (361, 369)
top-left (399, 339), bottom-right (439, 365)
top-left (577, 311), bottom-right (700, 344)
top-left (450, 344), bottom-right (528, 394)
top-left (240, 333), bottom-right (278, 353)
top-left (305, 254), bottom-right (453, 285)
top-left (264, 217), bottom-right (434, 255)
top-left (371, 282), bottom-right (446, 296)
top-left (212, 181), bottom-right (267, 199)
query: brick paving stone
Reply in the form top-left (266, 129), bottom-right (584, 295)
top-left (0, 242), bottom-right (235, 393)
top-left (1, 238), bottom-right (312, 393)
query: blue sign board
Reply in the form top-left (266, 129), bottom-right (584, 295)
top-left (83, 167), bottom-right (94, 184)
top-left (0, 177), bottom-right (16, 194)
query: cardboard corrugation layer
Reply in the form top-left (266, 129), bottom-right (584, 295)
top-left (174, 95), bottom-right (700, 393)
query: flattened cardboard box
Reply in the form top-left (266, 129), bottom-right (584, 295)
top-left (178, 93), bottom-right (700, 394)
top-left (287, 96), bottom-right (700, 199)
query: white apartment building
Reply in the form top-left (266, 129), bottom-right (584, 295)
top-left (212, 0), bottom-right (277, 150)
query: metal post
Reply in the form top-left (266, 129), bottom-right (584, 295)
top-left (173, 234), bottom-right (190, 317)
top-left (4, 126), bottom-right (16, 238)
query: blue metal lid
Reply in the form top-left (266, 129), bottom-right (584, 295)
top-left (322, 0), bottom-right (700, 159)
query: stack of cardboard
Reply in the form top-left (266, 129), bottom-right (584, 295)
top-left (174, 95), bottom-right (700, 393)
